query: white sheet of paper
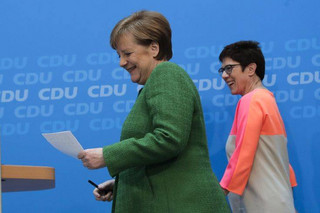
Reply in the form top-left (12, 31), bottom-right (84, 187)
top-left (42, 131), bottom-right (84, 159)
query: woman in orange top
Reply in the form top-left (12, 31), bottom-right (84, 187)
top-left (218, 40), bottom-right (297, 213)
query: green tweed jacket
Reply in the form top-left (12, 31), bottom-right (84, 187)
top-left (103, 62), bottom-right (230, 213)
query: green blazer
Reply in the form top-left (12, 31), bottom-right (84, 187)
top-left (103, 62), bottom-right (230, 213)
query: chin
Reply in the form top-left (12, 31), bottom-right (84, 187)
top-left (230, 90), bottom-right (239, 95)
top-left (131, 76), bottom-right (139, 83)
top-left (132, 78), bottom-right (144, 85)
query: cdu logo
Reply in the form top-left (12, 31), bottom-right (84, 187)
top-left (37, 55), bottom-right (76, 68)
top-left (88, 84), bottom-right (127, 98)
top-left (62, 69), bottom-right (101, 83)
top-left (64, 102), bottom-right (103, 115)
top-left (287, 72), bottom-right (320, 85)
top-left (13, 72), bottom-right (52, 85)
top-left (14, 105), bottom-right (54, 118)
top-left (0, 57), bottom-right (28, 70)
top-left (0, 89), bottom-right (29, 102)
top-left (38, 87), bottom-right (78, 100)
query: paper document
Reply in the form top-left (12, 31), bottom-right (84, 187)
top-left (42, 131), bottom-right (84, 159)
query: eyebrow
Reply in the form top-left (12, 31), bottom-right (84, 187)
top-left (118, 49), bottom-right (133, 54)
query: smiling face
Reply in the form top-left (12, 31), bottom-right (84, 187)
top-left (221, 57), bottom-right (252, 96)
top-left (116, 33), bottom-right (162, 85)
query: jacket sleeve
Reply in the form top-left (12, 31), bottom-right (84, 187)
top-left (220, 93), bottom-right (264, 195)
top-left (103, 64), bottom-right (195, 177)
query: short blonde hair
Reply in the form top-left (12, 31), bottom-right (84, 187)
top-left (110, 10), bottom-right (172, 60)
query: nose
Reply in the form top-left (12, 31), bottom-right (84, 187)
top-left (119, 56), bottom-right (127, 67)
top-left (221, 71), bottom-right (229, 79)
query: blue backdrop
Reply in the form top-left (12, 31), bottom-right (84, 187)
top-left (1, 0), bottom-right (319, 212)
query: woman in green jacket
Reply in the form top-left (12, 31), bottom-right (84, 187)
top-left (78, 10), bottom-right (230, 213)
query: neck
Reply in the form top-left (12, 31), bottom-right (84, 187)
top-left (244, 77), bottom-right (265, 95)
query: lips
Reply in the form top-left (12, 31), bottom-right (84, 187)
top-left (226, 81), bottom-right (234, 87)
top-left (126, 66), bottom-right (136, 72)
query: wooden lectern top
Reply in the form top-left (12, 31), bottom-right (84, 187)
top-left (1, 165), bottom-right (55, 192)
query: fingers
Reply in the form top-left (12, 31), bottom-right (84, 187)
top-left (78, 149), bottom-right (94, 169)
top-left (99, 182), bottom-right (110, 189)
top-left (80, 156), bottom-right (91, 169)
top-left (99, 179), bottom-right (115, 189)
top-left (77, 150), bottom-right (85, 159)
top-left (98, 192), bottom-right (113, 202)
top-left (94, 191), bottom-right (113, 202)
top-left (78, 151), bottom-right (91, 168)
top-left (93, 188), bottom-right (100, 197)
top-left (78, 148), bottom-right (106, 169)
top-left (93, 180), bottom-right (115, 202)
top-left (105, 192), bottom-right (113, 201)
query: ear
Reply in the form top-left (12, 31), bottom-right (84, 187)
top-left (247, 63), bottom-right (257, 77)
top-left (150, 41), bottom-right (160, 58)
